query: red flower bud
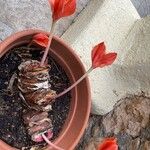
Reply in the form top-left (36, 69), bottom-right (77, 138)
top-left (92, 42), bottom-right (117, 69)
top-left (98, 138), bottom-right (118, 150)
top-left (49, 0), bottom-right (76, 21)
top-left (32, 33), bottom-right (49, 48)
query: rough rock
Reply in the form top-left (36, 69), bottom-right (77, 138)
top-left (128, 138), bottom-right (141, 150)
top-left (103, 95), bottom-right (150, 137)
top-left (143, 141), bottom-right (150, 150)
top-left (77, 95), bottom-right (150, 150)
top-left (76, 115), bottom-right (102, 150)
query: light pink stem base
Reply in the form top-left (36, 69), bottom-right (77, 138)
top-left (42, 134), bottom-right (64, 150)
top-left (55, 67), bottom-right (93, 99)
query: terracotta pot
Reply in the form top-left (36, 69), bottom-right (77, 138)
top-left (0, 140), bottom-right (19, 150)
top-left (0, 29), bottom-right (91, 150)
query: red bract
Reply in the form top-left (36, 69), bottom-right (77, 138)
top-left (32, 33), bottom-right (48, 47)
top-left (98, 138), bottom-right (118, 150)
top-left (49, 0), bottom-right (76, 21)
top-left (92, 42), bottom-right (117, 69)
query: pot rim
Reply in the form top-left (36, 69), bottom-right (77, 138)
top-left (0, 29), bottom-right (91, 150)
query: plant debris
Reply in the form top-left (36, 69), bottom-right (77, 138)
top-left (18, 60), bottom-right (56, 111)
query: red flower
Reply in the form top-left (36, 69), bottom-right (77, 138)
top-left (92, 42), bottom-right (117, 69)
top-left (49, 0), bottom-right (76, 21)
top-left (98, 138), bottom-right (118, 150)
top-left (32, 33), bottom-right (49, 47)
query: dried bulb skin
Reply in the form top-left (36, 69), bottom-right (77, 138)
top-left (23, 110), bottom-right (53, 142)
top-left (18, 60), bottom-right (57, 111)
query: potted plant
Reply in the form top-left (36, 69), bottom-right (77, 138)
top-left (0, 0), bottom-right (117, 150)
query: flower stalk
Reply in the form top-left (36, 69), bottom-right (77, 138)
top-left (40, 21), bottom-right (56, 66)
top-left (20, 0), bottom-right (78, 145)
top-left (55, 67), bottom-right (93, 99)
top-left (27, 0), bottom-right (118, 146)
top-left (42, 133), bottom-right (64, 150)
top-left (55, 42), bottom-right (117, 99)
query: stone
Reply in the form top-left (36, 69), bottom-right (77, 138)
top-left (103, 95), bottom-right (150, 138)
top-left (128, 138), bottom-right (141, 150)
top-left (0, 22), bottom-right (13, 41)
top-left (83, 138), bottom-right (97, 150)
top-left (0, 0), bottom-right (90, 39)
top-left (143, 141), bottom-right (150, 150)
top-left (62, 0), bottom-right (140, 115)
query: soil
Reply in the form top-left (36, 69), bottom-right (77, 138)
top-left (0, 46), bottom-right (71, 149)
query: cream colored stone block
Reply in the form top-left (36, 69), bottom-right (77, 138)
top-left (115, 16), bottom-right (150, 100)
top-left (62, 0), bottom-right (141, 114)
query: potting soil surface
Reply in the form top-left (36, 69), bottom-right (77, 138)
top-left (0, 46), bottom-right (71, 149)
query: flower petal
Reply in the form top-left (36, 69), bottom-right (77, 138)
top-left (49, 0), bottom-right (76, 21)
top-left (61, 0), bottom-right (76, 19)
top-left (32, 33), bottom-right (49, 48)
top-left (98, 138), bottom-right (118, 150)
top-left (92, 42), bottom-right (106, 67)
top-left (91, 42), bottom-right (117, 68)
top-left (98, 52), bottom-right (117, 67)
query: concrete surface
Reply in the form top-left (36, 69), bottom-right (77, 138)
top-left (0, 0), bottom-right (150, 41)
top-left (62, 0), bottom-right (141, 115)
top-left (0, 0), bottom-right (90, 40)
top-left (131, 0), bottom-right (150, 17)
top-left (0, 22), bottom-right (13, 42)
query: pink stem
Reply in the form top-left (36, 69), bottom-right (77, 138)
top-left (55, 67), bottom-right (93, 99)
top-left (40, 21), bottom-right (56, 66)
top-left (42, 134), bottom-right (64, 150)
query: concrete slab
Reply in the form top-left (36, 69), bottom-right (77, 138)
top-left (0, 22), bottom-right (13, 41)
top-left (62, 0), bottom-right (140, 115)
top-left (0, 0), bottom-right (90, 39)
